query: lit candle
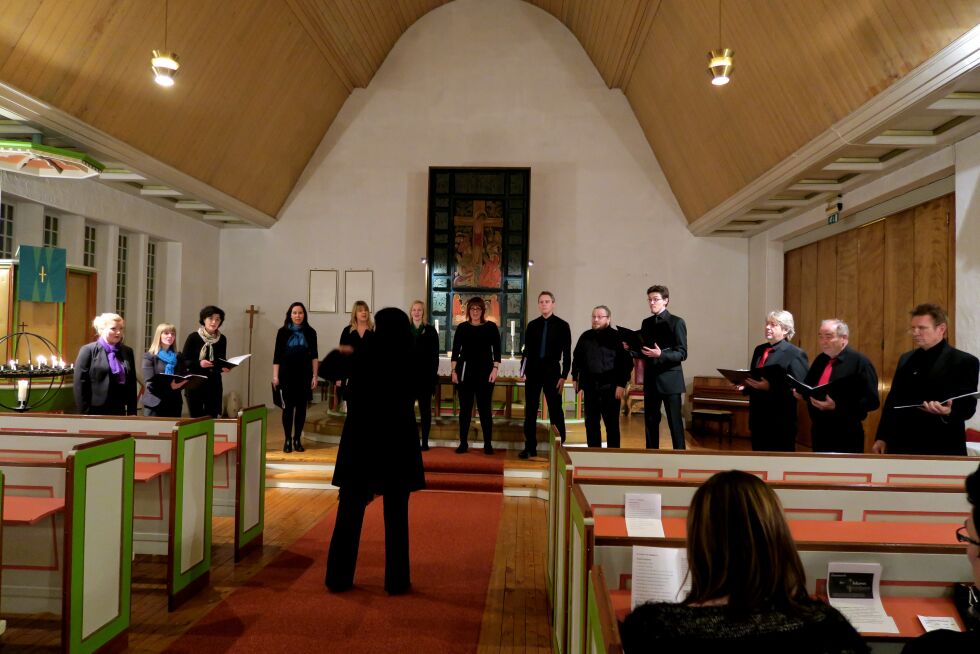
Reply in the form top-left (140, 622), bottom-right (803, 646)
top-left (434, 319), bottom-right (439, 334)
top-left (37, 355), bottom-right (47, 367)
top-left (17, 379), bottom-right (28, 402)
top-left (8, 360), bottom-right (15, 371)
top-left (510, 319), bottom-right (515, 341)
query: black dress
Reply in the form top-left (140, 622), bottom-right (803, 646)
top-left (182, 330), bottom-right (227, 418)
top-left (274, 324), bottom-right (319, 444)
top-left (141, 350), bottom-right (187, 417)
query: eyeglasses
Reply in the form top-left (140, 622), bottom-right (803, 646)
top-left (956, 525), bottom-right (980, 547)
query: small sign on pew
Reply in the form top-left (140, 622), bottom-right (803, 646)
top-left (625, 493), bottom-right (665, 538)
top-left (827, 562), bottom-right (899, 634)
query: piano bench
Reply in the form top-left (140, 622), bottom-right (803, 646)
top-left (690, 409), bottom-right (734, 444)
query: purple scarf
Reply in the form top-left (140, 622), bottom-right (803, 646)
top-left (97, 337), bottom-right (127, 384)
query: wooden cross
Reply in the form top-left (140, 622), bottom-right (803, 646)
top-left (38, 265), bottom-right (47, 283)
top-left (244, 305), bottom-right (259, 405)
top-left (245, 304), bottom-right (259, 329)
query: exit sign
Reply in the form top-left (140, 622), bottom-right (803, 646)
top-left (827, 212), bottom-right (839, 225)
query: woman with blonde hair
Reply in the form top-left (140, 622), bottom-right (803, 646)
top-left (409, 300), bottom-right (439, 450)
top-left (142, 322), bottom-right (188, 417)
top-left (621, 470), bottom-right (867, 652)
top-left (74, 313), bottom-right (138, 415)
top-left (336, 301), bottom-right (373, 404)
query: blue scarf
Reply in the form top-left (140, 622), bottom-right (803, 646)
top-left (287, 323), bottom-right (307, 350)
top-left (157, 348), bottom-right (177, 375)
top-left (97, 337), bottom-right (126, 384)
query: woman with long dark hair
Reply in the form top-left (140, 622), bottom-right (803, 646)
top-left (273, 302), bottom-right (319, 453)
top-left (621, 470), bottom-right (868, 652)
top-left (450, 296), bottom-right (500, 454)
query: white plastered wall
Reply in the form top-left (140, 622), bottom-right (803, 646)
top-left (218, 0), bottom-right (749, 406)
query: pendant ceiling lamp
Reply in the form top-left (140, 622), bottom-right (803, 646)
top-left (151, 0), bottom-right (179, 87)
top-left (707, 1), bottom-right (733, 86)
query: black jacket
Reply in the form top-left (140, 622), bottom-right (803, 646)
top-left (451, 321), bottom-right (501, 384)
top-left (521, 315), bottom-right (571, 381)
top-left (571, 327), bottom-right (633, 390)
top-left (640, 310), bottom-right (687, 394)
top-left (74, 341), bottom-right (138, 415)
top-left (746, 339), bottom-right (809, 438)
top-left (803, 346), bottom-right (879, 446)
top-left (410, 323), bottom-right (440, 394)
top-left (141, 350), bottom-right (187, 410)
top-left (876, 340), bottom-right (979, 455)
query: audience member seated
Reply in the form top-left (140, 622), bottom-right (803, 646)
top-left (901, 463), bottom-right (980, 651)
top-left (620, 470), bottom-right (868, 653)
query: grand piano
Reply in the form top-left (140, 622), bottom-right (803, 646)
top-left (690, 375), bottom-right (750, 439)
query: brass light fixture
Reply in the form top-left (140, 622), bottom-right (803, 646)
top-left (707, 1), bottom-right (733, 86)
top-left (151, 0), bottom-right (179, 87)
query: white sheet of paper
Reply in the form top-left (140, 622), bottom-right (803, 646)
top-left (826, 562), bottom-right (899, 634)
top-left (223, 354), bottom-right (252, 366)
top-left (630, 546), bottom-right (690, 610)
top-left (625, 493), bottom-right (665, 537)
top-left (917, 616), bottom-right (961, 632)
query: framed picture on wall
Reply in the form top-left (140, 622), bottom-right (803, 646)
top-left (344, 270), bottom-right (373, 312)
top-left (309, 269), bottom-right (338, 313)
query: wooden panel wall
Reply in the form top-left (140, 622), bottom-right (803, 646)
top-left (784, 194), bottom-right (954, 451)
top-left (64, 271), bottom-right (97, 364)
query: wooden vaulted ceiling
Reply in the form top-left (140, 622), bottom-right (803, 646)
top-left (0, 0), bottom-right (977, 231)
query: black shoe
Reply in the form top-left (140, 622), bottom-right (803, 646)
top-left (326, 580), bottom-right (351, 593)
top-left (455, 443), bottom-right (468, 454)
top-left (518, 450), bottom-right (529, 460)
top-left (483, 445), bottom-right (495, 455)
top-left (385, 582), bottom-right (412, 596)
top-left (421, 440), bottom-right (430, 451)
top-left (293, 437), bottom-right (305, 453)
top-left (283, 439), bottom-right (293, 454)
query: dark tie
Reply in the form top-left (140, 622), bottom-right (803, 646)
top-left (758, 347), bottom-right (774, 367)
top-left (539, 320), bottom-right (549, 359)
top-left (817, 357), bottom-right (837, 386)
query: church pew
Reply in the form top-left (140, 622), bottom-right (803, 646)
top-left (546, 430), bottom-right (977, 614)
top-left (0, 421), bottom-right (215, 611)
top-left (568, 483), bottom-right (968, 654)
top-left (1, 435), bottom-right (134, 653)
top-left (0, 407), bottom-right (267, 561)
top-left (586, 566), bottom-right (623, 654)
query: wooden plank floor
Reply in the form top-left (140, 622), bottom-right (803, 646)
top-left (1, 411), bottom-right (747, 652)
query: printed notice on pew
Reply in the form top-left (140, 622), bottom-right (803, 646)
top-left (624, 493), bottom-right (665, 537)
top-left (631, 546), bottom-right (691, 610)
top-left (826, 562), bottom-right (899, 634)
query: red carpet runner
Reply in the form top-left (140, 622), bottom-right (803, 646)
top-left (167, 491), bottom-right (502, 653)
top-left (421, 446), bottom-right (505, 493)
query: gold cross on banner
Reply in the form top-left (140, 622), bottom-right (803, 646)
top-left (38, 265), bottom-right (47, 283)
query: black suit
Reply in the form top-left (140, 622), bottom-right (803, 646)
top-left (876, 340), bottom-right (979, 455)
top-left (73, 341), bottom-right (138, 415)
top-left (803, 346), bottom-right (879, 453)
top-left (520, 314), bottom-right (571, 453)
top-left (640, 310), bottom-right (687, 449)
top-left (746, 339), bottom-right (809, 452)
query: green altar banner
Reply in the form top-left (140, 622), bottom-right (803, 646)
top-left (18, 245), bottom-right (67, 302)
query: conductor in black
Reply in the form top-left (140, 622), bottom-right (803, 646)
top-left (519, 291), bottom-right (572, 459)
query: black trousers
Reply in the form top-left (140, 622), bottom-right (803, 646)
top-left (583, 386), bottom-right (621, 448)
top-left (282, 402), bottom-right (308, 441)
top-left (812, 423), bottom-right (865, 454)
top-left (325, 487), bottom-right (411, 593)
top-left (643, 387), bottom-right (685, 449)
top-left (457, 381), bottom-right (494, 446)
top-left (414, 388), bottom-right (433, 441)
top-left (524, 376), bottom-right (565, 453)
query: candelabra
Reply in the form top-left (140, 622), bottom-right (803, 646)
top-left (0, 330), bottom-right (73, 412)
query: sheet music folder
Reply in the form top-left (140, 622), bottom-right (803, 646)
top-left (717, 366), bottom-right (785, 386)
top-left (148, 373), bottom-right (208, 391)
top-left (894, 390), bottom-right (980, 409)
top-left (786, 374), bottom-right (841, 401)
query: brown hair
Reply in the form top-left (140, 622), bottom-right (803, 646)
top-left (348, 300), bottom-right (374, 331)
top-left (464, 296), bottom-right (486, 324)
top-left (685, 470), bottom-right (809, 614)
top-left (910, 303), bottom-right (948, 327)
